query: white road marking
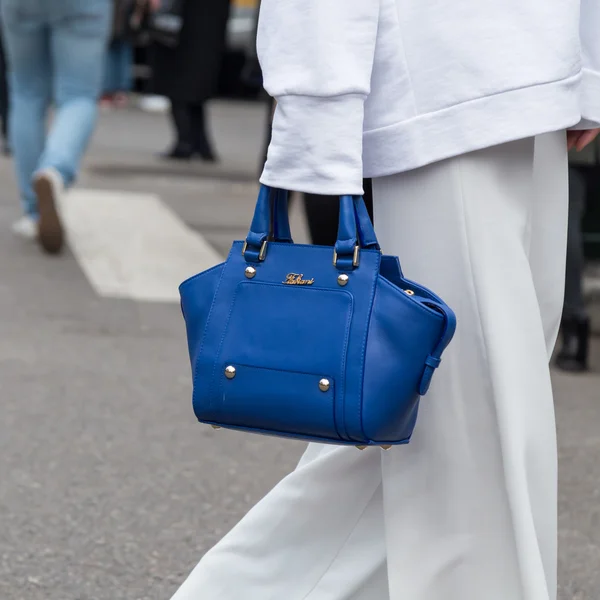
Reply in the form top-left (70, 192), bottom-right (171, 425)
top-left (59, 189), bottom-right (222, 302)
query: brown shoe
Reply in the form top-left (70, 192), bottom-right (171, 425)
top-left (34, 168), bottom-right (65, 255)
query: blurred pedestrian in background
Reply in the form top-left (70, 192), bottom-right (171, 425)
top-left (1, 0), bottom-right (112, 254)
top-left (150, 0), bottom-right (230, 162)
top-left (101, 0), bottom-right (135, 109)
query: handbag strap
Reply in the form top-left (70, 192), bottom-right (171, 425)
top-left (417, 302), bottom-right (457, 395)
top-left (353, 196), bottom-right (378, 250)
top-left (245, 185), bottom-right (275, 253)
top-left (271, 188), bottom-right (293, 243)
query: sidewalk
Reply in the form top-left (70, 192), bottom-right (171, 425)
top-left (0, 100), bottom-right (597, 600)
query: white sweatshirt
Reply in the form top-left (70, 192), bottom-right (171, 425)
top-left (257, 0), bottom-right (600, 195)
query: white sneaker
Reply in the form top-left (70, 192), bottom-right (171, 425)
top-left (33, 167), bottom-right (65, 255)
top-left (138, 95), bottom-right (170, 113)
top-left (11, 215), bottom-right (38, 241)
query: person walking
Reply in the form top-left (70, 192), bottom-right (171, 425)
top-left (150, 0), bottom-right (230, 162)
top-left (171, 1), bottom-right (600, 600)
top-left (1, 0), bottom-right (112, 254)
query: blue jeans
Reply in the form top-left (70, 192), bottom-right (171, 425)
top-left (103, 40), bottom-right (133, 95)
top-left (0, 0), bottom-right (112, 216)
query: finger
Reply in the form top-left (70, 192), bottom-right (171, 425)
top-left (566, 131), bottom-right (580, 151)
top-left (576, 129), bottom-right (600, 152)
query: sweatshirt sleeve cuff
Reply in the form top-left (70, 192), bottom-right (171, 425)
top-left (260, 94), bottom-right (366, 196)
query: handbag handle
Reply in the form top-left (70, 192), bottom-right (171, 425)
top-left (243, 186), bottom-right (380, 269)
top-left (270, 190), bottom-right (377, 249)
top-left (271, 188), bottom-right (293, 243)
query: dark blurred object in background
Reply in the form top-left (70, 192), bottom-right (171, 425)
top-left (128, 0), bottom-right (263, 100)
top-left (571, 151), bottom-right (600, 262)
top-left (146, 0), bottom-right (185, 48)
top-left (555, 139), bottom-right (600, 372)
top-left (556, 167), bottom-right (591, 372)
top-left (220, 0), bottom-right (262, 98)
top-left (150, 0), bottom-right (230, 161)
top-left (0, 22), bottom-right (9, 155)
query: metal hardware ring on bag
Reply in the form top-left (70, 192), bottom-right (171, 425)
top-left (242, 240), bottom-right (268, 262)
top-left (333, 245), bottom-right (360, 268)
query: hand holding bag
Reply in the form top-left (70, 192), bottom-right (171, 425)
top-left (180, 185), bottom-right (456, 448)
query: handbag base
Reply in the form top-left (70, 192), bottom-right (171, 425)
top-left (202, 420), bottom-right (412, 449)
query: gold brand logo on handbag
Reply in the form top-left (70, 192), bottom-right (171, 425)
top-left (283, 273), bottom-right (314, 286)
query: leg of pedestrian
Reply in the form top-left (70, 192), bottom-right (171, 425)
top-left (34, 0), bottom-right (112, 254)
top-left (190, 101), bottom-right (217, 162)
top-left (162, 100), bottom-right (195, 160)
top-left (0, 1), bottom-right (50, 240)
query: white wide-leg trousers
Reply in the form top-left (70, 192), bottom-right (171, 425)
top-left (172, 133), bottom-right (568, 600)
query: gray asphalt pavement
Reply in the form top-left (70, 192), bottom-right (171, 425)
top-left (0, 100), bottom-right (599, 600)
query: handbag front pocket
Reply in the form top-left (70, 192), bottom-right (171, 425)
top-left (216, 363), bottom-right (336, 438)
top-left (193, 281), bottom-right (353, 440)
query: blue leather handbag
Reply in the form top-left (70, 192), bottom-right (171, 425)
top-left (180, 185), bottom-right (456, 448)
